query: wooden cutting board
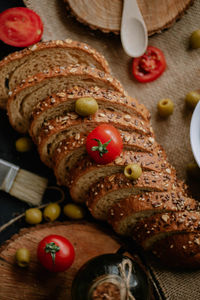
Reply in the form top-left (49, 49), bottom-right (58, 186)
top-left (0, 222), bottom-right (122, 300)
top-left (64, 0), bottom-right (194, 35)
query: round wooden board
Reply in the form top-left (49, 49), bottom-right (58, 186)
top-left (0, 222), bottom-right (122, 300)
top-left (64, 0), bottom-right (194, 35)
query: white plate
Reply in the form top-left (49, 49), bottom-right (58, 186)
top-left (190, 101), bottom-right (200, 167)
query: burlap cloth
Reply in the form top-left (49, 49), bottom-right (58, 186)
top-left (23, 0), bottom-right (200, 298)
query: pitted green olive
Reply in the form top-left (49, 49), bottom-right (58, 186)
top-left (25, 208), bottom-right (42, 224)
top-left (64, 203), bottom-right (85, 219)
top-left (190, 29), bottom-right (200, 49)
top-left (185, 91), bottom-right (200, 109)
top-left (15, 137), bottom-right (33, 152)
top-left (75, 97), bottom-right (98, 116)
top-left (124, 164), bottom-right (142, 180)
top-left (157, 98), bottom-right (174, 117)
top-left (43, 203), bottom-right (61, 222)
top-left (15, 248), bottom-right (30, 267)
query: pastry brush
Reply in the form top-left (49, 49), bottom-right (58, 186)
top-left (0, 158), bottom-right (48, 205)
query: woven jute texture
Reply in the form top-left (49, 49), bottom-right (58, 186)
top-left (23, 0), bottom-right (200, 299)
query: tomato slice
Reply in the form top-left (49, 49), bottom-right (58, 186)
top-left (132, 46), bottom-right (166, 83)
top-left (0, 7), bottom-right (43, 47)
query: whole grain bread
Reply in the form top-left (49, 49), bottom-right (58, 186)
top-left (0, 39), bottom-right (110, 109)
top-left (69, 148), bottom-right (172, 202)
top-left (7, 65), bottom-right (125, 134)
top-left (132, 210), bottom-right (200, 250)
top-left (151, 232), bottom-right (200, 269)
top-left (82, 170), bottom-right (176, 205)
top-left (29, 87), bottom-right (150, 140)
top-left (37, 109), bottom-right (152, 167)
top-left (107, 192), bottom-right (198, 234)
top-left (53, 133), bottom-right (158, 186)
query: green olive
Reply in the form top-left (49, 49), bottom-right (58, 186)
top-left (124, 164), bottom-right (142, 180)
top-left (157, 98), bottom-right (174, 117)
top-left (185, 91), bottom-right (200, 109)
top-left (63, 203), bottom-right (85, 219)
top-left (25, 208), bottom-right (42, 225)
top-left (43, 203), bottom-right (61, 222)
top-left (186, 162), bottom-right (200, 179)
top-left (15, 248), bottom-right (30, 267)
top-left (75, 97), bottom-right (98, 117)
top-left (15, 137), bottom-right (33, 152)
top-left (190, 29), bottom-right (200, 49)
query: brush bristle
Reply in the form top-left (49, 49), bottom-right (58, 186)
top-left (9, 169), bottom-right (48, 205)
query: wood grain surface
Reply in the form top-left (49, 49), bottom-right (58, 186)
top-left (64, 0), bottom-right (194, 35)
top-left (0, 222), bottom-right (122, 300)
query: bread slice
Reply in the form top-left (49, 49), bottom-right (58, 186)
top-left (37, 110), bottom-right (152, 167)
top-left (132, 210), bottom-right (200, 250)
top-left (70, 167), bottom-right (176, 203)
top-left (53, 133), bottom-right (158, 185)
top-left (152, 232), bottom-right (200, 269)
top-left (7, 65), bottom-right (125, 133)
top-left (57, 146), bottom-right (168, 187)
top-left (69, 148), bottom-right (172, 202)
top-left (0, 39), bottom-right (110, 109)
top-left (29, 87), bottom-right (150, 140)
top-left (107, 192), bottom-right (198, 234)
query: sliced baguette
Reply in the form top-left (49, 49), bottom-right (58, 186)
top-left (53, 133), bottom-right (158, 185)
top-left (108, 192), bottom-right (198, 234)
top-left (7, 65), bottom-right (125, 133)
top-left (29, 87), bottom-right (150, 140)
top-left (132, 210), bottom-right (200, 250)
top-left (37, 110), bottom-right (152, 167)
top-left (0, 39), bottom-right (110, 109)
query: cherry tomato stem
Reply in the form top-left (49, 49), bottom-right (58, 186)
top-left (86, 125), bottom-right (123, 164)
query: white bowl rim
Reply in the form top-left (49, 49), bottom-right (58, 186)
top-left (190, 101), bottom-right (200, 167)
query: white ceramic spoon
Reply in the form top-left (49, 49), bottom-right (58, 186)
top-left (121, 0), bottom-right (148, 57)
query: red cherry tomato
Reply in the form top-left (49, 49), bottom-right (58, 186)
top-left (86, 124), bottom-right (123, 164)
top-left (132, 46), bottom-right (166, 83)
top-left (37, 235), bottom-right (75, 272)
top-left (0, 7), bottom-right (43, 47)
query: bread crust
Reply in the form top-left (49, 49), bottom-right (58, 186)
top-left (29, 87), bottom-right (150, 140)
top-left (132, 210), bottom-right (200, 250)
top-left (108, 192), bottom-right (198, 235)
top-left (0, 39), bottom-right (110, 109)
top-left (152, 232), bottom-right (200, 269)
top-left (7, 65), bottom-right (125, 133)
top-left (0, 39), bottom-right (110, 71)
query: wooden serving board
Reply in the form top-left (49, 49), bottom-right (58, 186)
top-left (0, 222), bottom-right (122, 300)
top-left (64, 0), bottom-right (194, 35)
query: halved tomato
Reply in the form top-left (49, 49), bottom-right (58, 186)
top-left (0, 7), bottom-right (43, 47)
top-left (132, 46), bottom-right (166, 83)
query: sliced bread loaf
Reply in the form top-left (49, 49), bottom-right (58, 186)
top-left (53, 133), bottom-right (158, 185)
top-left (0, 39), bottom-right (110, 109)
top-left (86, 171), bottom-right (177, 209)
top-left (29, 87), bottom-right (150, 140)
top-left (151, 232), bottom-right (200, 269)
top-left (132, 210), bottom-right (200, 250)
top-left (37, 110), bottom-right (152, 167)
top-left (7, 65), bottom-right (125, 133)
top-left (69, 148), bottom-right (172, 202)
top-left (73, 169), bottom-right (176, 203)
top-left (108, 192), bottom-right (198, 234)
